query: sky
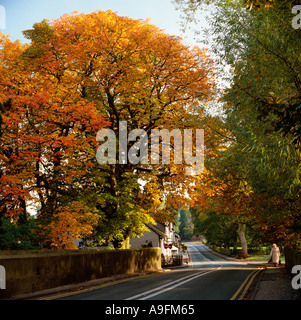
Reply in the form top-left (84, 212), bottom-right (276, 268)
top-left (0, 0), bottom-right (207, 45)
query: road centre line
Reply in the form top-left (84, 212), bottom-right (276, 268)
top-left (190, 244), bottom-right (210, 263)
top-left (125, 267), bottom-right (221, 300)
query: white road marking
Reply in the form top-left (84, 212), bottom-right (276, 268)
top-left (188, 243), bottom-right (210, 267)
top-left (125, 267), bottom-right (221, 300)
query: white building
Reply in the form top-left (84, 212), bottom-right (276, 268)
top-left (130, 222), bottom-right (180, 257)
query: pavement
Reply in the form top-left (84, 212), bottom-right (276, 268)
top-left (244, 264), bottom-right (300, 300)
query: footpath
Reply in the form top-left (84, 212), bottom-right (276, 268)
top-left (244, 264), bottom-right (300, 300)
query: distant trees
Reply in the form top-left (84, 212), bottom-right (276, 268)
top-left (175, 209), bottom-right (194, 240)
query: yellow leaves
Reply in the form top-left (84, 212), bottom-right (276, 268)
top-left (237, 180), bottom-right (254, 196)
top-left (144, 178), bottom-right (162, 207)
top-left (244, 0), bottom-right (277, 10)
top-left (46, 9), bottom-right (215, 116)
top-left (47, 202), bottom-right (100, 249)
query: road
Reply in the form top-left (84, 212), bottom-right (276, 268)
top-left (52, 242), bottom-right (259, 301)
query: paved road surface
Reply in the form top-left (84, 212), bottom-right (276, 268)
top-left (54, 242), bottom-right (258, 300)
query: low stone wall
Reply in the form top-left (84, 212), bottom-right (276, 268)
top-left (0, 248), bottom-right (161, 299)
top-left (284, 246), bottom-right (301, 273)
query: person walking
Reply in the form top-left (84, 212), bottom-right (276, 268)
top-left (270, 244), bottom-right (281, 267)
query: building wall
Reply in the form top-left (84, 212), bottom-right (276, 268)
top-left (129, 228), bottom-right (160, 249)
top-left (159, 222), bottom-right (175, 257)
top-left (130, 222), bottom-right (178, 257)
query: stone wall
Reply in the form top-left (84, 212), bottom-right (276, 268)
top-left (0, 248), bottom-right (161, 299)
top-left (284, 246), bottom-right (301, 273)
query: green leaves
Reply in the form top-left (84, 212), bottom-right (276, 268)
top-left (0, 215), bottom-right (41, 250)
top-left (23, 19), bottom-right (54, 44)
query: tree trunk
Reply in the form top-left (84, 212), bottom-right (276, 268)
top-left (232, 223), bottom-right (238, 251)
top-left (238, 222), bottom-right (248, 259)
top-left (112, 239), bottom-right (123, 250)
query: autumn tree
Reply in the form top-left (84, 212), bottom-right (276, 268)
top-left (211, 1), bottom-right (300, 245)
top-left (0, 32), bottom-right (108, 249)
top-left (0, 10), bottom-right (216, 249)
top-left (184, 0), bottom-right (301, 250)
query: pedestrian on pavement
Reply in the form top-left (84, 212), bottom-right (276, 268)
top-left (269, 244), bottom-right (281, 267)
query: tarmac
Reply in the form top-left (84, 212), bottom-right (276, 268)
top-left (195, 245), bottom-right (300, 300)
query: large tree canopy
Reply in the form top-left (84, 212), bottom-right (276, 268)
top-left (0, 10), bottom-right (216, 249)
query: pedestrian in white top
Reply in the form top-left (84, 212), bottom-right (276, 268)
top-left (270, 244), bottom-right (281, 267)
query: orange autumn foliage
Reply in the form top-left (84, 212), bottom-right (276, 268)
top-left (0, 32), bottom-right (108, 248)
top-left (1, 10), bottom-right (216, 248)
